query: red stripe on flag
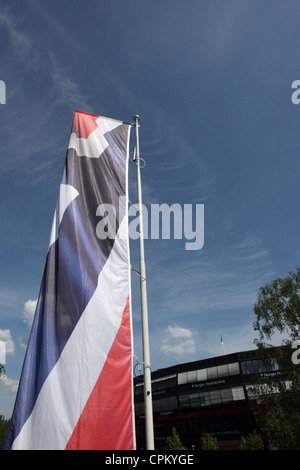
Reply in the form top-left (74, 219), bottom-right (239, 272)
top-left (65, 296), bottom-right (134, 450)
top-left (72, 110), bottom-right (99, 139)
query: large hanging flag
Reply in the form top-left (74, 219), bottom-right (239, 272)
top-left (5, 111), bottom-right (135, 450)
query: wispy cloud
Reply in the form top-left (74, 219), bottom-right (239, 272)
top-left (0, 6), bottom-right (90, 181)
top-left (0, 9), bottom-right (32, 58)
top-left (135, 227), bottom-right (276, 368)
top-left (145, 231), bottom-right (275, 340)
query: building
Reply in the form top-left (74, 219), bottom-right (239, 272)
top-left (134, 349), bottom-right (280, 449)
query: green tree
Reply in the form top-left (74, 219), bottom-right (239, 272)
top-left (253, 267), bottom-right (300, 450)
top-left (0, 366), bottom-right (10, 449)
top-left (201, 434), bottom-right (218, 450)
top-left (165, 427), bottom-right (185, 450)
top-left (253, 267), bottom-right (300, 345)
top-left (241, 430), bottom-right (264, 450)
top-left (0, 415), bottom-right (10, 450)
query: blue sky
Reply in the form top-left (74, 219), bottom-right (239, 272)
top-left (0, 0), bottom-right (300, 418)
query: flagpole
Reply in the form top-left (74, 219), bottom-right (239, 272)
top-left (133, 115), bottom-right (155, 450)
top-left (221, 335), bottom-right (225, 354)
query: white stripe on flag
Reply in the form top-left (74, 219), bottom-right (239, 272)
top-left (68, 116), bottom-right (121, 158)
top-left (12, 215), bottom-right (130, 450)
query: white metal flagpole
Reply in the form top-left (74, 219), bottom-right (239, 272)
top-left (133, 115), bottom-right (155, 450)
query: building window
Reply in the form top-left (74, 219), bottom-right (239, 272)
top-left (232, 386), bottom-right (245, 401)
top-left (197, 368), bottom-right (208, 381)
top-left (178, 386), bottom-right (245, 409)
top-left (177, 362), bottom-right (240, 385)
top-left (153, 396), bottom-right (178, 413)
top-left (240, 358), bottom-right (278, 375)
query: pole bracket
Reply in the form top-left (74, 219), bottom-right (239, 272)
top-left (130, 265), bottom-right (146, 282)
top-left (133, 355), bottom-right (151, 377)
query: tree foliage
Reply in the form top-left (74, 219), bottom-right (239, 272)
top-left (0, 415), bottom-right (10, 450)
top-left (241, 430), bottom-right (264, 450)
top-left (253, 267), bottom-right (300, 449)
top-left (201, 434), bottom-right (218, 450)
top-left (165, 427), bottom-right (185, 450)
top-left (0, 366), bottom-right (10, 449)
top-left (253, 266), bottom-right (300, 346)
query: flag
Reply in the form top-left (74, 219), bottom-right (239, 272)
top-left (5, 111), bottom-right (135, 450)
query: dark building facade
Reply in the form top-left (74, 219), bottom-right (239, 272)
top-left (134, 349), bottom-right (280, 449)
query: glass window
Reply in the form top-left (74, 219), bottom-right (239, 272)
top-left (187, 370), bottom-right (197, 382)
top-left (197, 368), bottom-right (207, 381)
top-left (135, 384), bottom-right (144, 395)
top-left (178, 394), bottom-right (189, 409)
top-left (178, 361), bottom-right (241, 385)
top-left (153, 396), bottom-right (177, 413)
top-left (199, 391), bottom-right (211, 407)
top-left (204, 393), bottom-right (211, 406)
top-left (161, 398), bottom-right (169, 412)
top-left (217, 364), bottom-right (228, 377)
top-left (169, 396), bottom-right (178, 410)
top-left (241, 361), bottom-right (248, 375)
top-left (152, 376), bottom-right (176, 391)
top-left (207, 366), bottom-right (218, 379)
top-left (134, 402), bottom-right (144, 416)
top-left (228, 362), bottom-right (240, 375)
top-left (241, 357), bottom-right (279, 375)
top-left (232, 386), bottom-right (245, 401)
top-left (153, 399), bottom-right (161, 412)
top-left (210, 390), bottom-right (221, 404)
top-left (258, 359), bottom-right (267, 372)
top-left (258, 358), bottom-right (279, 372)
top-left (178, 372), bottom-right (188, 385)
top-left (241, 360), bottom-right (255, 374)
top-left (178, 386), bottom-right (247, 409)
top-left (221, 388), bottom-right (233, 402)
top-left (190, 395), bottom-right (200, 408)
